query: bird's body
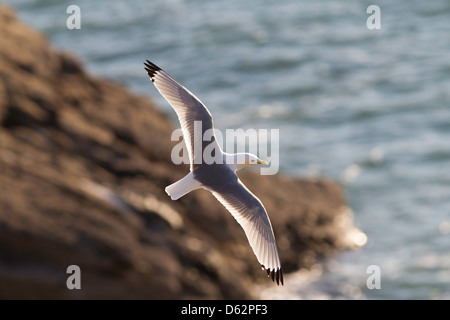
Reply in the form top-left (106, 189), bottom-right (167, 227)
top-left (144, 60), bottom-right (283, 285)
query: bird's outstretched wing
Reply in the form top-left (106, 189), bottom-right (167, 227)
top-left (208, 178), bottom-right (283, 285)
top-left (144, 60), bottom-right (218, 170)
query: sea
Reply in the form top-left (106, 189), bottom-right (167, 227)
top-left (6, 0), bottom-right (450, 299)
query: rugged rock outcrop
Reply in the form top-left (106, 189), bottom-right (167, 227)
top-left (0, 4), bottom-right (361, 299)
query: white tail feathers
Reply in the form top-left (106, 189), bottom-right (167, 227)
top-left (165, 172), bottom-right (203, 200)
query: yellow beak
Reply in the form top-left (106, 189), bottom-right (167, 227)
top-left (257, 159), bottom-right (269, 165)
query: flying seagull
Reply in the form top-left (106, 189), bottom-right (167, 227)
top-left (144, 60), bottom-right (283, 285)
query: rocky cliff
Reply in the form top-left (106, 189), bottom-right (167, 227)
top-left (0, 4), bottom-right (362, 299)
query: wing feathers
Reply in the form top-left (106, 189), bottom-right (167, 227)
top-left (144, 60), bottom-right (215, 170)
top-left (209, 179), bottom-right (283, 285)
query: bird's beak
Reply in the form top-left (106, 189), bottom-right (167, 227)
top-left (257, 159), bottom-right (269, 166)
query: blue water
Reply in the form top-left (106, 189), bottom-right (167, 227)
top-left (6, 0), bottom-right (450, 299)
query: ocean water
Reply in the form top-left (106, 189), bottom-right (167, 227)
top-left (6, 0), bottom-right (450, 299)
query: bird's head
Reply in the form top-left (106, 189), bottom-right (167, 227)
top-left (233, 153), bottom-right (269, 171)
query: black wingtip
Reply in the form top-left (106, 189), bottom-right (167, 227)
top-left (143, 59), bottom-right (161, 82)
top-left (264, 265), bottom-right (270, 276)
top-left (262, 266), bottom-right (284, 286)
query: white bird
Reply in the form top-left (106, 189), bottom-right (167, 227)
top-left (144, 60), bottom-right (283, 285)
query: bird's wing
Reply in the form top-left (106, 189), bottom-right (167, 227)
top-left (207, 178), bottom-right (283, 285)
top-left (144, 60), bottom-right (218, 170)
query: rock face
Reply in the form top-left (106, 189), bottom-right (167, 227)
top-left (0, 5), bottom-right (361, 299)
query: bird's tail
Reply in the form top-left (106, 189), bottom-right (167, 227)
top-left (165, 172), bottom-right (202, 200)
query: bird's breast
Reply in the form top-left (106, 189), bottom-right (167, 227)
top-left (193, 163), bottom-right (237, 188)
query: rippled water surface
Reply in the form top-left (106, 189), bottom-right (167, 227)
top-left (6, 0), bottom-right (450, 299)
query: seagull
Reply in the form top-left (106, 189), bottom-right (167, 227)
top-left (144, 60), bottom-right (283, 285)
